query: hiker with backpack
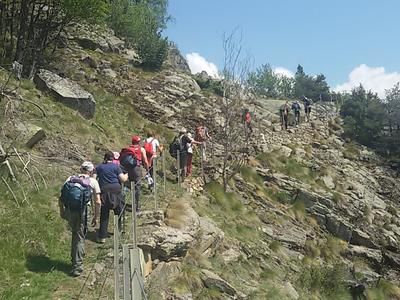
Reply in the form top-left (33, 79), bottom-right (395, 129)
top-left (144, 130), bottom-right (162, 188)
top-left (244, 109), bottom-right (253, 135)
top-left (302, 96), bottom-right (313, 122)
top-left (119, 135), bottom-right (149, 211)
top-left (95, 151), bottom-right (128, 243)
top-left (186, 132), bottom-right (203, 177)
top-left (169, 128), bottom-right (192, 181)
top-left (279, 101), bottom-right (290, 130)
top-left (59, 161), bottom-right (101, 277)
top-left (194, 121), bottom-right (211, 162)
top-left (291, 100), bottom-right (301, 127)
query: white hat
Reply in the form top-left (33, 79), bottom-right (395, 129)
top-left (179, 127), bottom-right (187, 134)
top-left (81, 161), bottom-right (94, 172)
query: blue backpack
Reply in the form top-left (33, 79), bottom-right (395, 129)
top-left (60, 176), bottom-right (92, 211)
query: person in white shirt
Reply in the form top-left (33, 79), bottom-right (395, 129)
top-left (144, 131), bottom-right (162, 185)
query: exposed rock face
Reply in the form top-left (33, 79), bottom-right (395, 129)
top-left (200, 269), bottom-right (238, 297)
top-left (34, 69), bottom-right (96, 118)
top-left (165, 44), bottom-right (191, 73)
top-left (66, 23), bottom-right (125, 53)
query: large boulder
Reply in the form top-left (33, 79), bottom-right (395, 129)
top-left (200, 269), bottom-right (238, 297)
top-left (34, 69), bottom-right (96, 118)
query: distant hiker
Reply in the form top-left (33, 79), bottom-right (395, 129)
top-left (194, 121), bottom-right (211, 162)
top-left (169, 128), bottom-right (192, 180)
top-left (186, 132), bottom-right (203, 176)
top-left (244, 109), bottom-right (253, 135)
top-left (59, 161), bottom-right (101, 277)
top-left (95, 152), bottom-right (128, 243)
top-left (144, 130), bottom-right (162, 187)
top-left (291, 100), bottom-right (301, 126)
top-left (119, 136), bottom-right (149, 211)
top-left (302, 96), bottom-right (313, 122)
top-left (112, 152), bottom-right (120, 165)
top-left (279, 101), bottom-right (290, 130)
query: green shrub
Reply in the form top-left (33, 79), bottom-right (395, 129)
top-left (109, 0), bottom-right (168, 69)
top-left (297, 263), bottom-right (350, 299)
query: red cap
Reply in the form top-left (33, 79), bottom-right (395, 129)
top-left (131, 135), bottom-right (141, 143)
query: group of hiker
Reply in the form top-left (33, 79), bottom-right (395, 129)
top-left (59, 124), bottom-right (211, 277)
top-left (279, 96), bottom-right (313, 130)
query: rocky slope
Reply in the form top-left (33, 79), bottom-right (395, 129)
top-left (1, 24), bottom-right (400, 300)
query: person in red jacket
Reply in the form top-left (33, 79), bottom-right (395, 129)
top-left (119, 136), bottom-right (148, 212)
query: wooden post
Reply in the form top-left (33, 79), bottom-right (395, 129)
top-left (114, 215), bottom-right (120, 300)
top-left (130, 248), bottom-right (144, 300)
top-left (122, 244), bottom-right (130, 300)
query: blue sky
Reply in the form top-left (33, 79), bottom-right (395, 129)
top-left (165, 0), bottom-right (400, 97)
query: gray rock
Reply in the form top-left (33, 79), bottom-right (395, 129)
top-left (201, 269), bottom-right (237, 296)
top-left (321, 175), bottom-right (335, 189)
top-left (326, 214), bottom-right (352, 242)
top-left (146, 261), bottom-right (182, 299)
top-left (102, 68), bottom-right (117, 78)
top-left (197, 217), bottom-right (224, 255)
top-left (16, 123), bottom-right (46, 148)
top-left (351, 229), bottom-right (379, 249)
top-left (345, 245), bottom-right (382, 268)
top-left (383, 250), bottom-right (400, 268)
top-left (166, 44), bottom-right (191, 73)
top-left (283, 282), bottom-right (299, 300)
top-left (34, 69), bottom-right (96, 118)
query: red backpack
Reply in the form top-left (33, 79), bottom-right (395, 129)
top-left (144, 138), bottom-right (155, 159)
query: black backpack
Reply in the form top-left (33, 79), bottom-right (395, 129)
top-left (60, 176), bottom-right (92, 211)
top-left (169, 135), bottom-right (184, 159)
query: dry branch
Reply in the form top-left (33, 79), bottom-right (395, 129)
top-left (1, 176), bottom-right (20, 207)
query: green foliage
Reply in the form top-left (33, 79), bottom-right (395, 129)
top-left (366, 279), bottom-right (400, 300)
top-left (62, 0), bottom-right (110, 23)
top-left (340, 85), bottom-right (385, 146)
top-left (297, 263), bottom-right (351, 299)
top-left (294, 64), bottom-right (330, 101)
top-left (248, 63), bottom-right (295, 99)
top-left (108, 0), bottom-right (169, 69)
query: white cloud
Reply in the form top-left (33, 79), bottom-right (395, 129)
top-left (334, 64), bottom-right (400, 98)
top-left (273, 67), bottom-right (294, 78)
top-left (185, 52), bottom-right (219, 78)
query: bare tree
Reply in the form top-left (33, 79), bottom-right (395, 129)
top-left (218, 30), bottom-right (252, 192)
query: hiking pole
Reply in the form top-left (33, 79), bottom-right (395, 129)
top-left (153, 157), bottom-right (157, 210)
top-left (113, 215), bottom-right (120, 300)
top-left (131, 181), bottom-right (137, 249)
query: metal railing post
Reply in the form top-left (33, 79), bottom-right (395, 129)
top-left (153, 157), bottom-right (157, 210)
top-left (114, 215), bottom-right (120, 300)
top-left (131, 181), bottom-right (137, 249)
top-left (162, 153), bottom-right (166, 196)
top-left (177, 150), bottom-right (181, 188)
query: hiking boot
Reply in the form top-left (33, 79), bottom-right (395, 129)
top-left (70, 269), bottom-right (82, 277)
top-left (97, 237), bottom-right (106, 244)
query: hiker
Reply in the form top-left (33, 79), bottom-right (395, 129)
top-left (244, 109), bottom-right (253, 135)
top-left (302, 96), bottom-right (313, 122)
top-left (194, 121), bottom-right (211, 162)
top-left (291, 100), bottom-right (301, 126)
top-left (169, 128), bottom-right (192, 180)
top-left (59, 161), bottom-right (101, 277)
top-left (144, 130), bottom-right (162, 187)
top-left (279, 101), bottom-right (290, 130)
top-left (119, 135), bottom-right (149, 211)
top-left (95, 151), bottom-right (128, 243)
top-left (186, 132), bottom-right (203, 176)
